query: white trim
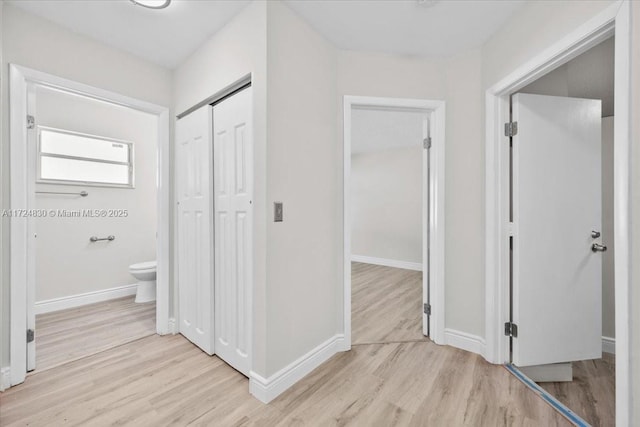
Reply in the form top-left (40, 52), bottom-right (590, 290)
top-left (167, 317), bottom-right (177, 334)
top-left (351, 255), bottom-right (422, 271)
top-left (602, 336), bottom-right (616, 354)
top-left (483, 1), bottom-right (630, 423)
top-left (34, 284), bottom-right (138, 315)
top-left (343, 95), bottom-right (446, 349)
top-left (0, 367), bottom-right (11, 392)
top-left (9, 64), bottom-right (29, 387)
top-left (444, 328), bottom-right (486, 357)
top-left (249, 334), bottom-right (344, 403)
top-left (8, 64), bottom-right (171, 388)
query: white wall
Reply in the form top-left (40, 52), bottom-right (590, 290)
top-left (481, 1), bottom-right (616, 88)
top-left (265, 1), bottom-right (339, 376)
top-left (173, 1), bottom-right (269, 376)
top-left (351, 107), bottom-right (424, 154)
top-left (442, 49), bottom-right (485, 336)
top-left (1, 3), bottom-right (171, 373)
top-left (351, 147), bottom-right (422, 264)
top-left (519, 37), bottom-right (615, 116)
top-left (34, 86), bottom-right (157, 302)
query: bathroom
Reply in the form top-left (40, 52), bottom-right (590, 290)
top-left (32, 84), bottom-right (158, 371)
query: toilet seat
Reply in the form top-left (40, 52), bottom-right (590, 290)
top-left (130, 261), bottom-right (156, 271)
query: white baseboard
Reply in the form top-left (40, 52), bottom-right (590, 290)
top-left (444, 328), bottom-right (486, 357)
top-left (1, 367), bottom-right (11, 391)
top-left (249, 334), bottom-right (344, 403)
top-left (351, 255), bottom-right (422, 271)
top-left (35, 284), bottom-right (138, 314)
top-left (602, 336), bottom-right (615, 354)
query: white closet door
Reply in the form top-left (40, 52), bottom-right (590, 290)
top-left (213, 87), bottom-right (253, 376)
top-left (512, 93), bottom-right (602, 367)
top-left (176, 105), bottom-right (214, 355)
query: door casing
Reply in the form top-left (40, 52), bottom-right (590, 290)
top-left (8, 64), bottom-right (171, 387)
top-left (342, 96), bottom-right (446, 348)
top-left (484, 1), bottom-right (632, 423)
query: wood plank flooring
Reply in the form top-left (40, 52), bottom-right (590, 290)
top-left (539, 354), bottom-right (615, 427)
top-left (0, 265), bottom-right (573, 425)
top-left (0, 334), bottom-right (570, 426)
top-left (35, 296), bottom-right (156, 372)
top-left (352, 262), bottom-right (426, 345)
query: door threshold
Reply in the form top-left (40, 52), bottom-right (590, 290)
top-left (505, 364), bottom-right (590, 427)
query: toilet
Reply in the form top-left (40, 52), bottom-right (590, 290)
top-left (129, 261), bottom-right (157, 303)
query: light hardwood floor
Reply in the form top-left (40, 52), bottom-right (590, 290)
top-left (0, 334), bottom-right (570, 426)
top-left (35, 296), bottom-right (156, 372)
top-left (539, 354), bottom-right (615, 427)
top-left (1, 267), bottom-right (572, 426)
top-left (352, 262), bottom-right (426, 345)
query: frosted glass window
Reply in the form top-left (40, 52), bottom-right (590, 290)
top-left (38, 127), bottom-right (133, 187)
top-left (40, 157), bottom-right (130, 185)
top-left (41, 129), bottom-right (129, 162)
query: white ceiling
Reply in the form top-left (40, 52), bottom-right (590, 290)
top-left (7, 0), bottom-right (527, 70)
top-left (284, 0), bottom-right (526, 58)
top-left (352, 108), bottom-right (425, 154)
top-left (6, 0), bottom-right (251, 69)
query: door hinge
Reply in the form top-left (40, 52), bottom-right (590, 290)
top-left (27, 115), bottom-right (35, 130)
top-left (423, 137), bottom-right (432, 149)
top-left (27, 328), bottom-right (35, 343)
top-left (504, 322), bottom-right (518, 338)
top-left (423, 303), bottom-right (431, 316)
top-left (504, 121), bottom-right (518, 137)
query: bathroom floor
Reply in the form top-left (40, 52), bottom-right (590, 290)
top-left (34, 296), bottom-right (155, 373)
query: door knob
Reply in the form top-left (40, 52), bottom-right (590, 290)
top-left (591, 243), bottom-right (607, 252)
top-left (591, 230), bottom-right (601, 238)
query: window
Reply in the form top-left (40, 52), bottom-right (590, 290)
top-left (38, 127), bottom-right (134, 188)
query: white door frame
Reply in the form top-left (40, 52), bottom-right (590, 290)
top-left (8, 64), bottom-right (171, 387)
top-left (484, 1), bottom-right (631, 423)
top-left (343, 96), bottom-right (446, 348)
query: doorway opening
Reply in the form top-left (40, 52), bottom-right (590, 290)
top-left (9, 65), bottom-right (171, 387)
top-left (343, 96), bottom-right (446, 348)
top-left (508, 35), bottom-right (615, 426)
top-left (485, 2), bottom-right (631, 424)
top-left (31, 84), bottom-right (160, 373)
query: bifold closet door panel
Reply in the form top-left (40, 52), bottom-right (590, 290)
top-left (213, 87), bottom-right (253, 377)
top-left (176, 105), bottom-right (214, 355)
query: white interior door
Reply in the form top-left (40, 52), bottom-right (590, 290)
top-left (176, 105), bottom-right (214, 355)
top-left (512, 93), bottom-right (602, 367)
top-left (213, 87), bottom-right (253, 376)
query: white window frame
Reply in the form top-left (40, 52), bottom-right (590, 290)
top-left (37, 126), bottom-right (135, 188)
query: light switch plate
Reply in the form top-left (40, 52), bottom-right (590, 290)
top-left (274, 202), bottom-right (283, 222)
